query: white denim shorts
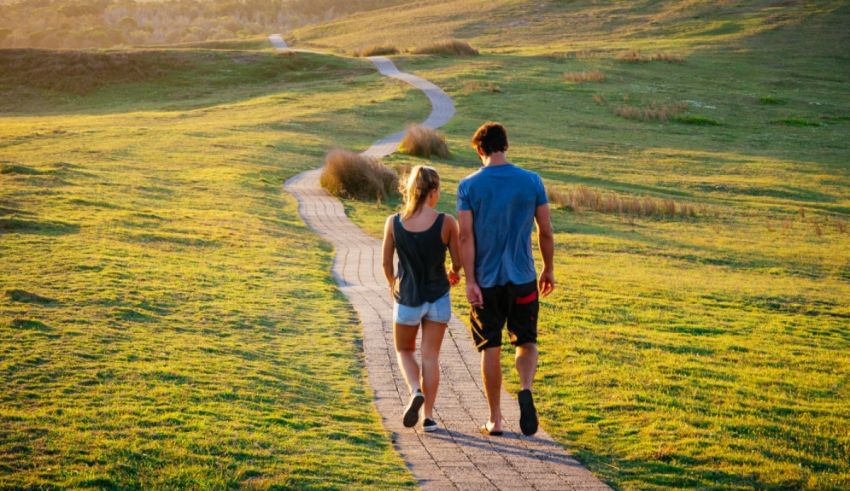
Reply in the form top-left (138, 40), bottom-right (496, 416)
top-left (393, 292), bottom-right (451, 325)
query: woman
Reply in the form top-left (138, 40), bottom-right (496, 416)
top-left (382, 165), bottom-right (461, 432)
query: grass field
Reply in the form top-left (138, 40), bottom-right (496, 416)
top-left (2, 0), bottom-right (849, 489)
top-left (0, 48), bottom-right (425, 488)
top-left (321, 2), bottom-right (850, 489)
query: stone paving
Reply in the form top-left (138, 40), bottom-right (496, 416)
top-left (284, 52), bottom-right (610, 491)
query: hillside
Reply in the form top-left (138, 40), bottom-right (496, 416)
top-left (296, 1), bottom-right (850, 489)
top-left (291, 0), bottom-right (849, 55)
top-left (0, 46), bottom-right (426, 488)
top-left (1, 0), bottom-right (848, 489)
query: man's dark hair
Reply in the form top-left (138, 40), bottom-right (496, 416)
top-left (471, 122), bottom-right (508, 156)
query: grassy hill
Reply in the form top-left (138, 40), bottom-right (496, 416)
top-left (0, 47), bottom-right (426, 488)
top-left (2, 0), bottom-right (848, 489)
top-left (298, 1), bottom-right (850, 489)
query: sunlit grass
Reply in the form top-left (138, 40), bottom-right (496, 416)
top-left (330, 6), bottom-right (850, 487)
top-left (2, 0), bottom-right (849, 489)
top-left (0, 48), bottom-right (424, 489)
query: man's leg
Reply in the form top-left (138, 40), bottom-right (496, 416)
top-left (515, 342), bottom-right (538, 391)
top-left (508, 281), bottom-right (540, 435)
top-left (481, 346), bottom-right (503, 432)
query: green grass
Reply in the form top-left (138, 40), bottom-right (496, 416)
top-left (0, 48), bottom-right (424, 489)
top-left (3, 1), bottom-right (850, 489)
top-left (326, 3), bottom-right (850, 489)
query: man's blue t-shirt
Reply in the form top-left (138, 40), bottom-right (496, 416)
top-left (457, 163), bottom-right (548, 288)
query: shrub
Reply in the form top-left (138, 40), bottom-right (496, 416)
top-left (353, 44), bottom-right (398, 57)
top-left (563, 70), bottom-right (605, 83)
top-left (460, 80), bottom-right (501, 95)
top-left (617, 50), bottom-right (684, 63)
top-left (614, 102), bottom-right (688, 122)
top-left (411, 39), bottom-right (478, 56)
top-left (320, 149), bottom-right (398, 201)
top-left (398, 125), bottom-right (449, 159)
top-left (548, 185), bottom-right (696, 218)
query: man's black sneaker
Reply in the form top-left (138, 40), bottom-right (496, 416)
top-left (518, 389), bottom-right (538, 436)
top-left (422, 418), bottom-right (438, 432)
top-left (403, 390), bottom-right (425, 428)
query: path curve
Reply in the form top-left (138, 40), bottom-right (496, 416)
top-left (280, 37), bottom-right (609, 490)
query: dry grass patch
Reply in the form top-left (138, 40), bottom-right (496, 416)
top-left (564, 70), bottom-right (606, 83)
top-left (617, 50), bottom-right (685, 63)
top-left (614, 102), bottom-right (689, 122)
top-left (460, 80), bottom-right (502, 95)
top-left (320, 149), bottom-right (398, 201)
top-left (398, 125), bottom-right (450, 159)
top-left (548, 185), bottom-right (697, 218)
top-left (411, 39), bottom-right (479, 56)
top-left (353, 44), bottom-right (399, 57)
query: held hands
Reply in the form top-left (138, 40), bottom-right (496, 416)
top-left (538, 268), bottom-right (555, 297)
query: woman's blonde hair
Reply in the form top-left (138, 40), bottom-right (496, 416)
top-left (400, 165), bottom-right (440, 220)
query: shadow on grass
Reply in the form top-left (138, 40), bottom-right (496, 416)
top-left (0, 218), bottom-right (80, 235)
top-left (0, 49), bottom-right (374, 116)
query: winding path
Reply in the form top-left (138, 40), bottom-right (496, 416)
top-left (279, 36), bottom-right (609, 490)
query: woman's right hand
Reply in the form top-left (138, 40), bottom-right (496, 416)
top-left (448, 270), bottom-right (460, 286)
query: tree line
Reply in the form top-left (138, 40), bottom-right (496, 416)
top-left (0, 0), bottom-right (400, 49)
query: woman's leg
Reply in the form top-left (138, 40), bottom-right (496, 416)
top-left (394, 322), bottom-right (421, 394)
top-left (420, 320), bottom-right (447, 419)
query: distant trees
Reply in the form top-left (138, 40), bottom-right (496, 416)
top-left (0, 0), bottom-right (398, 49)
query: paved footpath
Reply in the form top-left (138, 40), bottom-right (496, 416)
top-left (283, 43), bottom-right (610, 490)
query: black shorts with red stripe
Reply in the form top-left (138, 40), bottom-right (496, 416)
top-left (469, 280), bottom-right (539, 351)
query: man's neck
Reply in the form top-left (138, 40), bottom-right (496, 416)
top-left (482, 152), bottom-right (509, 167)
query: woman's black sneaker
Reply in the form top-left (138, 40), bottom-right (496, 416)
top-left (422, 418), bottom-right (438, 432)
top-left (518, 389), bottom-right (538, 436)
top-left (403, 390), bottom-right (425, 428)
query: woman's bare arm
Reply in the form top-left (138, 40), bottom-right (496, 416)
top-left (382, 215), bottom-right (396, 288)
top-left (444, 215), bottom-right (462, 274)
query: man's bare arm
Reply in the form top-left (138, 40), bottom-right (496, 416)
top-left (458, 210), bottom-right (483, 306)
top-left (535, 203), bottom-right (555, 296)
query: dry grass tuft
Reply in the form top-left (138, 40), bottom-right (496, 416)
top-left (353, 44), bottom-right (399, 57)
top-left (614, 102), bottom-right (689, 122)
top-left (564, 70), bottom-right (606, 83)
top-left (0, 49), bottom-right (168, 94)
top-left (548, 185), bottom-right (696, 218)
top-left (460, 80), bottom-right (502, 95)
top-left (411, 39), bottom-right (479, 56)
top-left (320, 149), bottom-right (398, 201)
top-left (398, 125), bottom-right (450, 159)
top-left (617, 50), bottom-right (685, 63)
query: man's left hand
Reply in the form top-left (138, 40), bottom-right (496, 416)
top-left (538, 268), bottom-right (555, 297)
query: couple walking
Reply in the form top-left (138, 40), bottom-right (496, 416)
top-left (381, 122), bottom-right (555, 436)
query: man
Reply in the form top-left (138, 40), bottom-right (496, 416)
top-left (457, 122), bottom-right (555, 436)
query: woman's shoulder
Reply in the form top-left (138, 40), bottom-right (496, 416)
top-left (440, 213), bottom-right (457, 230)
top-left (384, 213), bottom-right (400, 233)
